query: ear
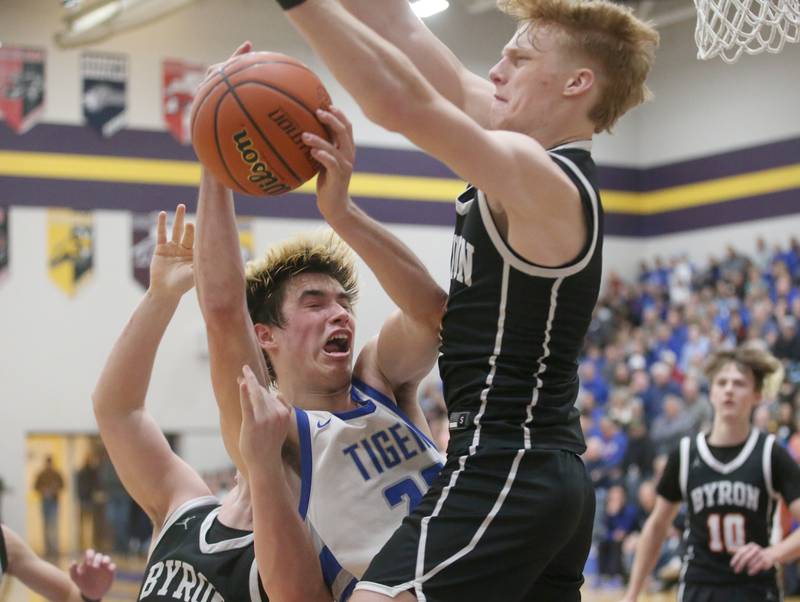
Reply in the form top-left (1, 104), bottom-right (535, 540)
top-left (254, 322), bottom-right (278, 352)
top-left (563, 68), bottom-right (595, 97)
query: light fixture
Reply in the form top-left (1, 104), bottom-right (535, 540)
top-left (410, 0), bottom-right (450, 19)
top-left (55, 0), bottom-right (197, 48)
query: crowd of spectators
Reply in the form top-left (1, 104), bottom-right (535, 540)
top-left (580, 235), bottom-right (800, 590)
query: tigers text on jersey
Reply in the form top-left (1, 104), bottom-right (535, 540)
top-left (295, 379), bottom-right (445, 582)
top-left (439, 141), bottom-right (602, 454)
top-left (0, 524), bottom-right (7, 585)
top-left (678, 430), bottom-right (780, 586)
top-left (138, 497), bottom-right (267, 602)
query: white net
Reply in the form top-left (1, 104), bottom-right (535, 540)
top-left (693, 0), bottom-right (800, 63)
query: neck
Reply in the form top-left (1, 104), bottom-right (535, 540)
top-left (217, 483), bottom-right (253, 530)
top-left (277, 374), bottom-right (355, 413)
top-left (530, 120), bottom-right (594, 151)
top-left (707, 419), bottom-right (752, 446)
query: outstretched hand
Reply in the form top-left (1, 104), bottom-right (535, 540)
top-left (69, 549), bottom-right (116, 601)
top-left (149, 204), bottom-right (195, 299)
top-left (238, 364), bottom-right (293, 471)
top-left (303, 105), bottom-right (356, 221)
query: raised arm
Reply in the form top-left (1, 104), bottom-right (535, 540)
top-left (278, 1), bottom-right (584, 256)
top-left (238, 366), bottom-right (330, 602)
top-left (304, 107), bottom-right (447, 420)
top-left (92, 206), bottom-right (210, 528)
top-left (194, 167), bottom-right (270, 478)
top-left (3, 525), bottom-right (115, 602)
top-left (621, 496), bottom-right (680, 602)
top-left (338, 0), bottom-right (494, 125)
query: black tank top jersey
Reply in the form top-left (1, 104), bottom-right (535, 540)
top-left (138, 496), bottom-right (268, 601)
top-left (0, 524), bottom-right (7, 586)
top-left (439, 141), bottom-right (601, 454)
top-left (677, 430), bottom-right (780, 586)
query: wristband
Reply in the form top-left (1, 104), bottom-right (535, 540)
top-left (276, 0), bottom-right (307, 9)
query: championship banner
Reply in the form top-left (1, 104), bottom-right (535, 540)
top-left (0, 46), bottom-right (45, 134)
top-left (131, 211), bottom-right (158, 289)
top-left (163, 59), bottom-right (206, 145)
top-left (0, 207), bottom-right (9, 281)
top-left (47, 209), bottom-right (94, 297)
top-left (81, 52), bottom-right (127, 137)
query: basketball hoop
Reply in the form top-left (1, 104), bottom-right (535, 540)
top-left (693, 0), bottom-right (800, 63)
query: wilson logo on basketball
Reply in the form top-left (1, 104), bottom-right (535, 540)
top-left (268, 108), bottom-right (315, 165)
top-left (232, 129), bottom-right (291, 195)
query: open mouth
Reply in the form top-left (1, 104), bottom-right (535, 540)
top-left (323, 333), bottom-right (351, 355)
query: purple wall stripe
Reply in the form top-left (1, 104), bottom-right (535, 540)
top-left (0, 122), bottom-right (455, 178)
top-left (0, 175), bottom-right (456, 227)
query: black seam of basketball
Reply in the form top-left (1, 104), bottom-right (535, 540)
top-left (229, 80), bottom-right (323, 123)
top-left (191, 68), bottom-right (224, 128)
top-left (213, 87), bottom-right (249, 195)
top-left (223, 59), bottom-right (317, 80)
top-left (219, 71), bottom-right (302, 184)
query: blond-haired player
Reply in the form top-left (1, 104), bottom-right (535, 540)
top-left (265, 0), bottom-right (659, 599)
top-left (623, 344), bottom-right (800, 602)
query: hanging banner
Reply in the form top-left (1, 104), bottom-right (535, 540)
top-left (131, 211), bottom-right (158, 289)
top-left (0, 207), bottom-right (8, 282)
top-left (81, 52), bottom-right (127, 137)
top-left (163, 59), bottom-right (206, 145)
top-left (0, 46), bottom-right (45, 134)
top-left (47, 209), bottom-right (94, 297)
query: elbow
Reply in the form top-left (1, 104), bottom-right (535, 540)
top-left (363, 93), bottom-right (427, 136)
top-left (199, 293), bottom-right (248, 330)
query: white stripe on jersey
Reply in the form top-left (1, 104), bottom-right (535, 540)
top-left (149, 495), bottom-right (219, 559)
top-left (523, 277), bottom-right (563, 449)
top-left (680, 436), bottom-right (691, 500)
top-left (697, 428), bottom-right (759, 474)
top-left (296, 380), bottom-right (444, 580)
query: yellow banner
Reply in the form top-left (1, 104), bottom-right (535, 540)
top-left (47, 209), bottom-right (94, 297)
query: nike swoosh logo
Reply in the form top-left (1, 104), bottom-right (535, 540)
top-left (317, 418), bottom-right (332, 429)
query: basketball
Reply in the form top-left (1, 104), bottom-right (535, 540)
top-left (190, 51), bottom-right (332, 196)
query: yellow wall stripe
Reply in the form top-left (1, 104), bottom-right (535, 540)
top-left (1, 150), bottom-right (799, 215)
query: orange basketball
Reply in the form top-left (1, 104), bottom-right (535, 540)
top-left (190, 51), bottom-right (332, 196)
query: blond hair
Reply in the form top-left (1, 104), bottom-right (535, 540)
top-left (245, 230), bottom-right (359, 383)
top-left (705, 343), bottom-right (783, 396)
top-left (498, 0), bottom-right (659, 133)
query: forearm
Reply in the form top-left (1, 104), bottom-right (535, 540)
top-left (326, 201), bottom-right (446, 324)
top-left (250, 468), bottom-right (329, 602)
top-left (768, 527), bottom-right (800, 564)
top-left (93, 292), bottom-right (179, 418)
top-left (195, 171), bottom-right (245, 313)
top-left (285, 0), bottom-right (437, 130)
top-left (625, 520), bottom-right (670, 599)
top-left (338, 0), bottom-right (469, 106)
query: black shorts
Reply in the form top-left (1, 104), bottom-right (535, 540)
top-left (680, 582), bottom-right (781, 602)
top-left (356, 448), bottom-right (595, 602)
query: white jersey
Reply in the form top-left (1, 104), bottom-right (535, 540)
top-left (295, 378), bottom-right (445, 591)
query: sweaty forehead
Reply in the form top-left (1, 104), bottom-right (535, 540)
top-left (508, 21), bottom-right (563, 53)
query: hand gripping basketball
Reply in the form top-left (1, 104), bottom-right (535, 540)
top-left (191, 46), bottom-right (333, 197)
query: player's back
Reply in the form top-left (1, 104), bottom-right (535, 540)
top-left (679, 429), bottom-right (780, 586)
top-left (138, 496), bottom-right (266, 601)
top-left (439, 141), bottom-right (602, 454)
top-left (295, 379), bottom-right (445, 582)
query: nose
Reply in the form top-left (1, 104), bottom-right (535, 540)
top-left (489, 59), bottom-right (506, 86)
top-left (330, 302), bottom-right (352, 326)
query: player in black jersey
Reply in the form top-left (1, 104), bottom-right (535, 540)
top-left (267, 0), bottom-right (658, 599)
top-left (92, 205), bottom-right (270, 602)
top-left (0, 523), bottom-right (114, 601)
top-left (623, 344), bottom-right (800, 602)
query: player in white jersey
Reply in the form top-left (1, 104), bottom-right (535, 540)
top-left (195, 71), bottom-right (447, 598)
top-left (0, 524), bottom-right (114, 602)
